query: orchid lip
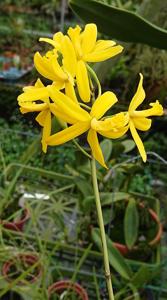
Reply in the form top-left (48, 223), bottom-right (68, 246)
top-left (90, 117), bottom-right (98, 130)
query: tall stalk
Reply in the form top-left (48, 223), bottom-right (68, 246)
top-left (91, 157), bottom-right (115, 300)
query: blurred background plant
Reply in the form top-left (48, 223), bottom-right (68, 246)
top-left (0, 0), bottom-right (167, 299)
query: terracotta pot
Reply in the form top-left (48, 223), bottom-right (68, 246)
top-left (113, 203), bottom-right (163, 255)
top-left (2, 253), bottom-right (42, 285)
top-left (48, 280), bottom-right (89, 300)
top-left (1, 208), bottom-right (30, 231)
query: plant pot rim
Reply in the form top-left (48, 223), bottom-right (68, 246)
top-left (48, 280), bottom-right (89, 300)
top-left (1, 208), bottom-right (30, 231)
top-left (113, 202), bottom-right (163, 255)
top-left (2, 253), bottom-right (42, 285)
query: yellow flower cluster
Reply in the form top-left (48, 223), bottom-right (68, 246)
top-left (18, 23), bottom-right (163, 168)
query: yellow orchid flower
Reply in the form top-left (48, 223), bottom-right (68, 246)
top-left (39, 32), bottom-right (64, 52)
top-left (67, 23), bottom-right (123, 102)
top-left (46, 88), bottom-right (128, 168)
top-left (34, 36), bottom-right (78, 103)
top-left (39, 23), bottom-right (123, 103)
top-left (127, 73), bottom-right (163, 162)
top-left (18, 79), bottom-right (53, 153)
top-left (67, 23), bottom-right (123, 62)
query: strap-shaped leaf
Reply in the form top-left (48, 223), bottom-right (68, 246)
top-left (124, 199), bottom-right (139, 249)
top-left (92, 228), bottom-right (133, 280)
top-left (69, 0), bottom-right (167, 50)
top-left (115, 283), bottom-right (140, 300)
top-left (83, 192), bottom-right (130, 210)
top-left (131, 264), bottom-right (161, 288)
top-left (121, 139), bottom-right (135, 153)
top-left (100, 139), bottom-right (112, 162)
top-left (131, 265), bottom-right (152, 289)
top-left (101, 192), bottom-right (130, 206)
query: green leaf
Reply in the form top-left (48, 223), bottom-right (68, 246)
top-left (92, 228), bottom-right (133, 280)
top-left (122, 139), bottom-right (135, 153)
top-left (76, 178), bottom-right (93, 197)
top-left (126, 284), bottom-right (140, 300)
top-left (19, 135), bottom-right (41, 164)
top-left (82, 195), bottom-right (95, 212)
top-left (112, 142), bottom-right (125, 158)
top-left (69, 0), bottom-right (167, 50)
top-left (101, 192), bottom-right (130, 206)
top-left (131, 263), bottom-right (163, 289)
top-left (77, 162), bottom-right (91, 176)
top-left (0, 136), bottom-right (41, 211)
top-left (124, 199), bottom-right (139, 249)
top-left (83, 192), bottom-right (130, 210)
top-left (115, 283), bottom-right (140, 300)
top-left (103, 208), bottom-right (112, 225)
top-left (131, 265), bottom-right (151, 289)
top-left (100, 139), bottom-right (112, 162)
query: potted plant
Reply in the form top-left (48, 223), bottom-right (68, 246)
top-left (114, 203), bottom-right (162, 255)
top-left (2, 253), bottom-right (42, 285)
top-left (106, 198), bottom-right (162, 258)
top-left (48, 280), bottom-right (89, 300)
top-left (0, 181), bottom-right (30, 231)
top-left (80, 190), bottom-right (162, 260)
top-left (0, 206), bottom-right (30, 232)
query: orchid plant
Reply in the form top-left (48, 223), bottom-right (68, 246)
top-left (17, 23), bottom-right (163, 300)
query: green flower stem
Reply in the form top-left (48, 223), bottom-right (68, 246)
top-left (79, 102), bottom-right (91, 110)
top-left (91, 156), bottom-right (115, 300)
top-left (87, 64), bottom-right (102, 98)
top-left (73, 139), bottom-right (92, 159)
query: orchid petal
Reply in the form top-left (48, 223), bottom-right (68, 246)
top-left (62, 36), bottom-right (77, 77)
top-left (35, 78), bottom-right (44, 88)
top-left (65, 81), bottom-right (78, 104)
top-left (68, 25), bottom-right (82, 58)
top-left (129, 73), bottom-right (145, 112)
top-left (18, 87), bottom-right (49, 102)
top-left (94, 40), bottom-right (116, 52)
top-left (47, 122), bottom-right (90, 146)
top-left (34, 52), bottom-right (58, 81)
top-left (76, 60), bottom-right (90, 103)
top-left (20, 103), bottom-right (48, 113)
top-left (129, 120), bottom-right (147, 162)
top-left (81, 23), bottom-right (97, 54)
top-left (50, 103), bottom-right (76, 124)
top-left (98, 125), bottom-right (129, 139)
top-left (91, 112), bottom-right (128, 131)
top-left (132, 100), bottom-right (163, 117)
top-left (84, 45), bottom-right (123, 62)
top-left (51, 55), bottom-right (67, 81)
top-left (23, 78), bottom-right (45, 93)
top-left (53, 32), bottom-right (64, 51)
top-left (48, 86), bottom-right (91, 122)
top-left (39, 38), bottom-right (57, 48)
top-left (91, 91), bottom-right (118, 119)
top-left (87, 129), bottom-right (107, 169)
top-left (36, 109), bottom-right (49, 126)
top-left (132, 117), bottom-right (152, 131)
top-left (40, 110), bottom-right (51, 153)
top-left (52, 81), bottom-right (65, 90)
